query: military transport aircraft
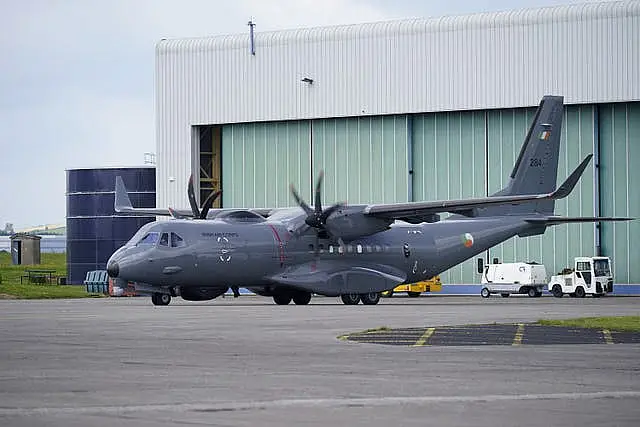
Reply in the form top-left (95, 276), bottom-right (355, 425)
top-left (107, 95), bottom-right (632, 306)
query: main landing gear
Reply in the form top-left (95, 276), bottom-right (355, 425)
top-left (151, 293), bottom-right (171, 306)
top-left (273, 290), bottom-right (312, 305)
top-left (340, 292), bottom-right (381, 305)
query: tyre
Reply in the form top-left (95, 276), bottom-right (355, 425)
top-left (527, 288), bottom-right (537, 298)
top-left (481, 288), bottom-right (490, 298)
top-left (340, 293), bottom-right (360, 305)
top-left (292, 292), bottom-right (312, 305)
top-left (552, 285), bottom-right (563, 298)
top-left (407, 291), bottom-right (421, 298)
top-left (501, 293), bottom-right (510, 298)
top-left (273, 294), bottom-right (292, 305)
top-left (575, 286), bottom-right (586, 298)
top-left (152, 293), bottom-right (171, 306)
top-left (360, 292), bottom-right (380, 305)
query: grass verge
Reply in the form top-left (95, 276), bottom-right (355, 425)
top-left (538, 316), bottom-right (640, 332)
top-left (0, 251), bottom-right (102, 299)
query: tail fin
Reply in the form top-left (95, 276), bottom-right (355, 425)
top-left (491, 95), bottom-right (564, 215)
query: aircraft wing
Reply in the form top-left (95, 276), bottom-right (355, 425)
top-left (266, 261), bottom-right (407, 296)
top-left (363, 154), bottom-right (593, 223)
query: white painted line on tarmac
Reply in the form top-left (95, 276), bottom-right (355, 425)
top-left (1, 390), bottom-right (640, 416)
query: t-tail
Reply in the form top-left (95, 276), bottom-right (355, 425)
top-left (488, 95), bottom-right (564, 216)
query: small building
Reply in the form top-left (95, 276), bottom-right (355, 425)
top-left (10, 233), bottom-right (41, 265)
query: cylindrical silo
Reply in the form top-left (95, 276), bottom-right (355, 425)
top-left (66, 167), bottom-right (156, 284)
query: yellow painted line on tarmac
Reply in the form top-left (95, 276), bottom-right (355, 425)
top-left (602, 329), bottom-right (614, 345)
top-left (512, 323), bottom-right (525, 346)
top-left (413, 328), bottom-right (435, 347)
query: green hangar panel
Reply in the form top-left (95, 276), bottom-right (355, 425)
top-left (311, 116), bottom-right (409, 205)
top-left (599, 102), bottom-right (640, 284)
top-left (221, 121), bottom-right (312, 208)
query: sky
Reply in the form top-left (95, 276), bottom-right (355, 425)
top-left (0, 0), bottom-right (612, 230)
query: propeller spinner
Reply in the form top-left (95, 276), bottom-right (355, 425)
top-left (290, 171), bottom-right (343, 257)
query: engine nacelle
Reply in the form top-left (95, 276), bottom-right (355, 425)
top-left (180, 286), bottom-right (227, 301)
top-left (325, 206), bottom-right (393, 241)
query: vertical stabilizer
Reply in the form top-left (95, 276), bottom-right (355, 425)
top-left (490, 95), bottom-right (564, 215)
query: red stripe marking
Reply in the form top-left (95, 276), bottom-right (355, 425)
top-left (268, 224), bottom-right (286, 266)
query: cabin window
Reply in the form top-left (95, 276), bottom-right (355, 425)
top-left (356, 244), bottom-right (363, 254)
top-left (329, 245), bottom-right (334, 254)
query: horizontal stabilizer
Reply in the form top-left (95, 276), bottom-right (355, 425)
top-left (525, 216), bottom-right (635, 226)
top-left (115, 176), bottom-right (181, 216)
top-left (549, 154), bottom-right (593, 199)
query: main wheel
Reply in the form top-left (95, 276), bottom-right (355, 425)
top-left (575, 286), bottom-right (586, 298)
top-left (152, 293), bottom-right (171, 306)
top-left (481, 288), bottom-right (490, 298)
top-left (360, 292), bottom-right (380, 305)
top-left (527, 288), bottom-right (537, 298)
top-left (273, 294), bottom-right (292, 305)
top-left (341, 293), bottom-right (360, 305)
top-left (292, 292), bottom-right (312, 305)
top-left (552, 285), bottom-right (563, 298)
top-left (407, 291), bottom-right (421, 298)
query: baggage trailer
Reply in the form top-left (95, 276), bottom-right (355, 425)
top-left (479, 261), bottom-right (547, 298)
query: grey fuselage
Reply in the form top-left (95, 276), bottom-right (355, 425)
top-left (108, 209), bottom-right (533, 296)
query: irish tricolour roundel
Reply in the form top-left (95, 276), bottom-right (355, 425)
top-left (461, 233), bottom-right (474, 248)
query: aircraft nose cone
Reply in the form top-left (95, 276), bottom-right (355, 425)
top-left (107, 260), bottom-right (119, 278)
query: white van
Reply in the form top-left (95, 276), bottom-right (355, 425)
top-left (480, 262), bottom-right (547, 298)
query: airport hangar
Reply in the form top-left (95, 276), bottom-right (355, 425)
top-left (154, 1), bottom-right (640, 286)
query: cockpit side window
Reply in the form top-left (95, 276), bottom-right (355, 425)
top-left (159, 233), bottom-right (169, 247)
top-left (171, 233), bottom-right (185, 248)
top-left (137, 232), bottom-right (160, 246)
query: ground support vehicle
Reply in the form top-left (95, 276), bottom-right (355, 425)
top-left (381, 276), bottom-right (442, 298)
top-left (548, 257), bottom-right (613, 298)
top-left (480, 262), bottom-right (547, 298)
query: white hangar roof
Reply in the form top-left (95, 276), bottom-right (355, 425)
top-left (156, 1), bottom-right (640, 126)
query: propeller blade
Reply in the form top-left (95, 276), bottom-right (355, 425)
top-left (187, 175), bottom-right (200, 218)
top-left (314, 170), bottom-right (324, 215)
top-left (199, 190), bottom-right (222, 219)
top-left (290, 184), bottom-right (313, 215)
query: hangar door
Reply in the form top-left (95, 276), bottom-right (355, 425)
top-left (311, 115), bottom-right (409, 206)
top-left (221, 121), bottom-right (312, 208)
top-left (599, 102), bottom-right (640, 284)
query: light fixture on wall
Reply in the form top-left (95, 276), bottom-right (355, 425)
top-left (301, 77), bottom-right (314, 84)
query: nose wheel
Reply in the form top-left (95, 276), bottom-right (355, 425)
top-left (152, 293), bottom-right (171, 306)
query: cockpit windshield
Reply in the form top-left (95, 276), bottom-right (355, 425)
top-left (137, 232), bottom-right (160, 246)
top-left (594, 259), bottom-right (611, 277)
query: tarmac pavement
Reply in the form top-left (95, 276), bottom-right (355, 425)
top-left (1, 296), bottom-right (639, 426)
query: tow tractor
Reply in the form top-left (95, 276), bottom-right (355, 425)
top-left (382, 276), bottom-right (442, 298)
top-left (548, 256), bottom-right (614, 298)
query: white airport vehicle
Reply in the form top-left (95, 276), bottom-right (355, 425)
top-left (479, 261), bottom-right (547, 298)
top-left (548, 257), bottom-right (614, 298)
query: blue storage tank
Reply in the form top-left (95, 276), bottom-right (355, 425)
top-left (66, 167), bottom-right (156, 284)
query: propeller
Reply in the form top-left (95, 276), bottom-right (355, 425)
top-left (186, 175), bottom-right (222, 219)
top-left (290, 171), bottom-right (343, 259)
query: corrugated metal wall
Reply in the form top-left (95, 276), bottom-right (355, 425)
top-left (311, 116), bottom-right (409, 206)
top-left (599, 102), bottom-right (640, 283)
top-left (156, 2), bottom-right (640, 213)
top-left (412, 111), bottom-right (486, 283)
top-left (221, 121), bottom-right (311, 208)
